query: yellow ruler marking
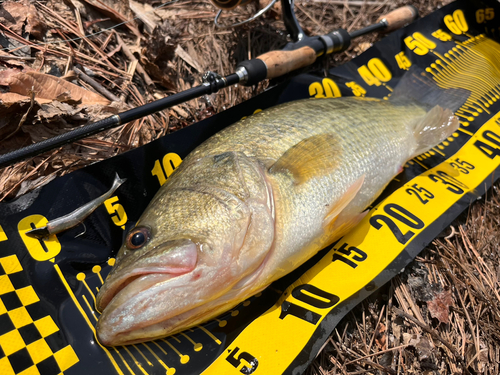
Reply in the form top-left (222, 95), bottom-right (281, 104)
top-left (161, 339), bottom-right (190, 364)
top-left (215, 319), bottom-right (227, 328)
top-left (92, 265), bottom-right (105, 285)
top-left (122, 346), bottom-right (149, 375)
top-left (113, 348), bottom-right (137, 375)
top-left (413, 159), bottom-right (428, 169)
top-left (76, 273), bottom-right (97, 306)
top-left (458, 127), bottom-right (474, 136)
top-left (0, 225), bottom-right (7, 242)
top-left (170, 336), bottom-right (181, 343)
top-left (140, 342), bottom-right (176, 374)
top-left (132, 345), bottom-right (153, 366)
top-left (53, 264), bottom-right (125, 375)
top-left (430, 49), bottom-right (495, 113)
top-left (151, 341), bottom-right (168, 356)
top-left (197, 325), bottom-right (221, 345)
top-left (432, 147), bottom-right (446, 157)
top-left (437, 53), bottom-right (494, 112)
top-left (180, 332), bottom-right (203, 352)
top-left (457, 40), bottom-right (500, 98)
top-left (456, 112), bottom-right (475, 121)
top-left (82, 295), bottom-right (98, 322)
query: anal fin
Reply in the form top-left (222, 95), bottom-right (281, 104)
top-left (322, 174), bottom-right (365, 229)
top-left (324, 210), bottom-right (369, 246)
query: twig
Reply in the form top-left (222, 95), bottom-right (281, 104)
top-left (119, 59), bottom-right (138, 102)
top-left (345, 348), bottom-right (397, 375)
top-left (73, 67), bottom-right (121, 102)
top-left (367, 305), bottom-right (386, 354)
top-left (328, 354), bottom-right (349, 375)
top-left (445, 225), bottom-right (456, 239)
top-left (36, 2), bottom-right (123, 74)
top-left (115, 33), bottom-right (154, 87)
top-left (345, 344), bottom-right (409, 365)
top-left (0, 55), bottom-right (35, 61)
top-left (393, 307), bottom-right (472, 375)
top-left (295, 2), bottom-right (328, 33)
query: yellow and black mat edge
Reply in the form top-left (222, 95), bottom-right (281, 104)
top-left (2, 1), bottom-right (500, 374)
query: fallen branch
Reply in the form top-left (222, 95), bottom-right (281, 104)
top-left (73, 67), bottom-right (121, 102)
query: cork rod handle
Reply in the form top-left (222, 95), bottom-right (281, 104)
top-left (256, 46), bottom-right (317, 80)
top-left (377, 5), bottom-right (418, 32)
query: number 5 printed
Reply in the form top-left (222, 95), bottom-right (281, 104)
top-left (104, 196), bottom-right (128, 229)
top-left (226, 347), bottom-right (259, 374)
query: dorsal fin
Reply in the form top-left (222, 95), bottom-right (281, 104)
top-left (269, 133), bottom-right (342, 184)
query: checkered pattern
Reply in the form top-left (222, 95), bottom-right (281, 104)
top-left (0, 255), bottom-right (79, 375)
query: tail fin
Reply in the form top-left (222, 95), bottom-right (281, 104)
top-left (411, 105), bottom-right (459, 157)
top-left (390, 67), bottom-right (469, 112)
top-left (112, 173), bottom-right (127, 191)
top-left (390, 67), bottom-right (469, 157)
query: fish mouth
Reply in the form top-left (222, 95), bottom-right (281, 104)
top-left (96, 268), bottom-right (176, 312)
top-left (95, 239), bottom-right (201, 345)
top-left (96, 272), bottom-right (179, 346)
top-left (96, 238), bottom-right (199, 312)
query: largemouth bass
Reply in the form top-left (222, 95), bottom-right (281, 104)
top-left (95, 72), bottom-right (467, 346)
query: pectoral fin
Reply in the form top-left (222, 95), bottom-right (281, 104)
top-left (269, 134), bottom-right (342, 184)
top-left (322, 174), bottom-right (365, 229)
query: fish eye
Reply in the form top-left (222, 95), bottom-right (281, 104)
top-left (126, 227), bottom-right (151, 250)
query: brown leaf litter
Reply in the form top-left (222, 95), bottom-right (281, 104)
top-left (0, 1), bottom-right (498, 374)
top-left (0, 0), bottom-right (47, 41)
top-left (0, 71), bottom-right (110, 104)
top-left (427, 289), bottom-right (453, 325)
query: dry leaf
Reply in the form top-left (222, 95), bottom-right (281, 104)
top-left (7, 72), bottom-right (110, 105)
top-left (153, 8), bottom-right (184, 21)
top-left (406, 334), bottom-right (435, 362)
top-left (0, 68), bottom-right (31, 86)
top-left (0, 100), bottom-right (38, 140)
top-left (0, 1), bottom-right (46, 40)
top-left (36, 102), bottom-right (83, 121)
top-left (175, 45), bottom-right (202, 73)
top-left (374, 323), bottom-right (387, 350)
top-left (23, 103), bottom-right (117, 143)
top-left (0, 2), bottom-right (29, 36)
top-left (141, 20), bottom-right (179, 90)
top-left (354, 42), bottom-right (372, 55)
top-left (426, 289), bottom-right (453, 324)
top-left (129, 0), bottom-right (160, 34)
top-left (24, 2), bottom-right (46, 40)
top-left (0, 92), bottom-right (49, 104)
top-left (0, 52), bottom-right (30, 68)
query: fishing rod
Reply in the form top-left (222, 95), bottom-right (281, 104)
top-left (0, 1), bottom-right (418, 169)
